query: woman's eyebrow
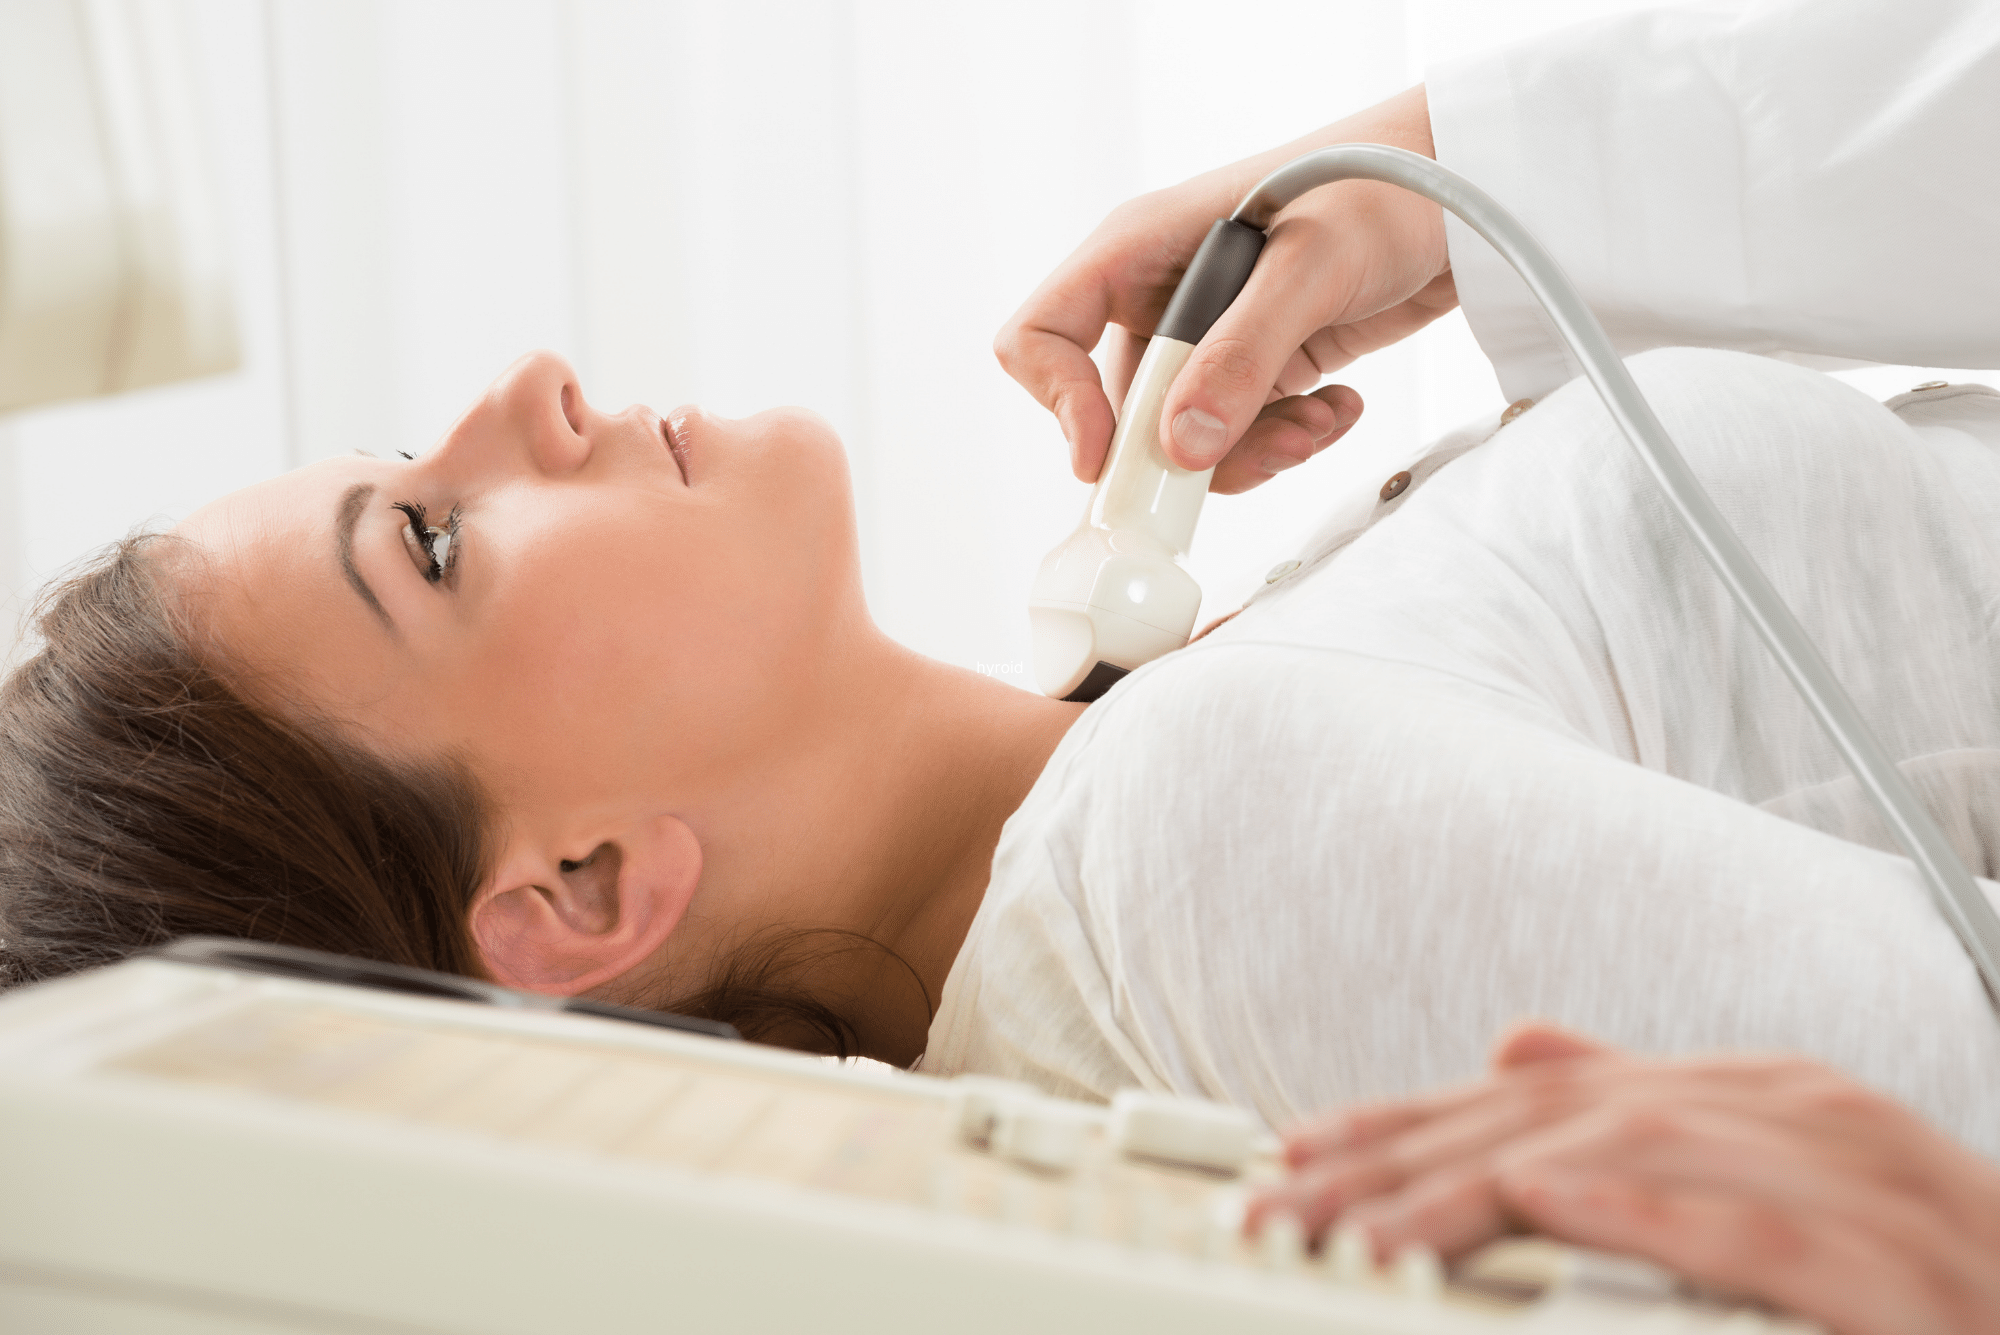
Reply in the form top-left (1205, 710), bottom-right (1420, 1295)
top-left (337, 482), bottom-right (395, 631)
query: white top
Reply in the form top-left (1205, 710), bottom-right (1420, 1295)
top-left (924, 0), bottom-right (2000, 1158)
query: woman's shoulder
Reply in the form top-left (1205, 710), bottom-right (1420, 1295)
top-left (940, 644), bottom-right (1357, 1093)
top-left (998, 639), bottom-right (1410, 908)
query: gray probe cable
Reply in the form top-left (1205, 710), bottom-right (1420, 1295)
top-left (1227, 143), bottom-right (2000, 1006)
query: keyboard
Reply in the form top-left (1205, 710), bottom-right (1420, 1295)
top-left (0, 952), bottom-right (1821, 1333)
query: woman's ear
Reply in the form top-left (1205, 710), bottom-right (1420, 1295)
top-left (470, 813), bottom-right (703, 996)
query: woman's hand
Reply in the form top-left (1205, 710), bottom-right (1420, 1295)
top-left (994, 84), bottom-right (1453, 495)
top-left (1248, 1024), bottom-right (2000, 1335)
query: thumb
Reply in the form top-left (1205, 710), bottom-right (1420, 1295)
top-left (1155, 222), bottom-right (1356, 471)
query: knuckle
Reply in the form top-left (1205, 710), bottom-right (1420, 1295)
top-left (1196, 337), bottom-right (1271, 400)
top-left (1799, 1074), bottom-right (1893, 1126)
top-left (1049, 382), bottom-right (1091, 423)
top-left (992, 325), bottom-right (1022, 370)
top-left (1511, 1069), bottom-right (1583, 1123)
top-left (1699, 1199), bottom-right (1812, 1274)
top-left (1761, 1055), bottom-right (1871, 1112)
top-left (1594, 1102), bottom-right (1691, 1152)
top-left (1770, 1054), bottom-right (1831, 1084)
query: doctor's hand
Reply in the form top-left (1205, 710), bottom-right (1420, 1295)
top-left (1247, 1024), bottom-right (2000, 1335)
top-left (995, 83), bottom-right (1452, 495)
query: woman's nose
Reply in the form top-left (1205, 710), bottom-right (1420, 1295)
top-left (453, 350), bottom-right (592, 476)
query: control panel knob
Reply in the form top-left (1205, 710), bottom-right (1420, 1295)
top-left (1109, 1089), bottom-right (1257, 1174)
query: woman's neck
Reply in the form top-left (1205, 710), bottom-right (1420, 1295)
top-left (690, 629), bottom-right (1085, 1065)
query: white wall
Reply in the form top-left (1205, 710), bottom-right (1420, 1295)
top-left (2, 0), bottom-right (1983, 681)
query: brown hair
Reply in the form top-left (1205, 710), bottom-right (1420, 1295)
top-left (0, 535), bottom-right (895, 1057)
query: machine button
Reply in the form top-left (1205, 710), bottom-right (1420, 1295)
top-left (1500, 397), bottom-right (1535, 424)
top-left (1260, 1211), bottom-right (1304, 1272)
top-left (1130, 1184), bottom-right (1171, 1249)
top-left (1379, 470), bottom-right (1411, 502)
top-left (1201, 1191), bottom-right (1245, 1260)
top-left (1264, 559), bottom-right (1301, 584)
top-left (1325, 1222), bottom-right (1375, 1283)
top-left (1066, 1181), bottom-right (1104, 1238)
top-left (1395, 1245), bottom-right (1444, 1300)
top-left (948, 1075), bottom-right (1037, 1151)
top-left (926, 1160), bottom-right (964, 1213)
top-left (992, 1097), bottom-right (1092, 1174)
top-left (999, 1175), bottom-right (1037, 1225)
top-left (1109, 1089), bottom-right (1256, 1174)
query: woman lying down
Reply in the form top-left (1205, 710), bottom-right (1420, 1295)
top-left (5, 1), bottom-right (2000, 1329)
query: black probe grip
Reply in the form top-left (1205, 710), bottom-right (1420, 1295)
top-left (1152, 218), bottom-right (1267, 346)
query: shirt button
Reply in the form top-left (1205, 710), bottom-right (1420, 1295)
top-left (1264, 559), bottom-right (1301, 584)
top-left (1500, 397), bottom-right (1535, 425)
top-left (1379, 470), bottom-right (1411, 502)
top-left (1913, 380), bottom-right (1950, 391)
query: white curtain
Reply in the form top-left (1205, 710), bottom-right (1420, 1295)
top-left (8, 0), bottom-right (1936, 679)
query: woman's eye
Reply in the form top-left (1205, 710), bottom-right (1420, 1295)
top-left (427, 524), bottom-right (454, 571)
top-left (392, 500), bottom-right (461, 585)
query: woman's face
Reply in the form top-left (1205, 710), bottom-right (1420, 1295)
top-left (177, 352), bottom-right (866, 845)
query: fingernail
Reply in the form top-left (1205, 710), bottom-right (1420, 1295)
top-left (1172, 408), bottom-right (1227, 465)
top-left (1260, 450), bottom-right (1309, 475)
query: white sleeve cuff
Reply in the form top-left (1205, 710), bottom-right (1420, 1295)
top-left (1427, 45), bottom-right (1581, 402)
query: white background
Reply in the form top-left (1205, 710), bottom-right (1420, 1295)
top-left (0, 0), bottom-right (1979, 680)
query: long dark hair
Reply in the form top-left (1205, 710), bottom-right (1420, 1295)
top-left (0, 534), bottom-right (895, 1056)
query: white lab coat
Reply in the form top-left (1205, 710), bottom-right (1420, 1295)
top-left (1431, 0), bottom-right (2000, 400)
top-left (922, 0), bottom-right (2000, 1154)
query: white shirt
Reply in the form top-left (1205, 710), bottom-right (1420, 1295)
top-left (923, 0), bottom-right (2000, 1157)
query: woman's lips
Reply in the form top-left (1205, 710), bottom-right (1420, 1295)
top-left (661, 409), bottom-right (692, 485)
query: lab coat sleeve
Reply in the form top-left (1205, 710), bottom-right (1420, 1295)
top-left (1427, 0), bottom-right (2000, 402)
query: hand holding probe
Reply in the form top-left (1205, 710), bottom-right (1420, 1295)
top-left (1028, 143), bottom-right (2000, 1006)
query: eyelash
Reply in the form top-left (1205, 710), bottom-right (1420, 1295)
top-left (392, 500), bottom-right (462, 584)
